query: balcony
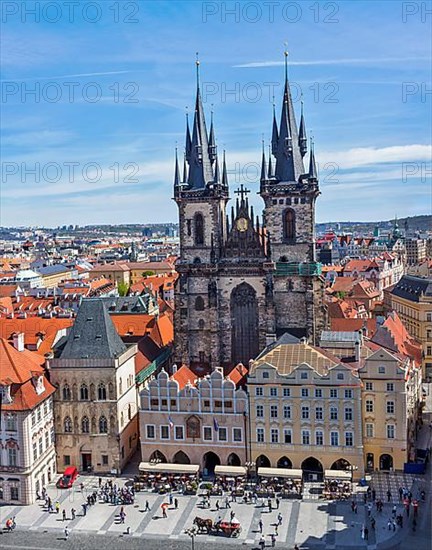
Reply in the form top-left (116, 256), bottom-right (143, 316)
top-left (275, 262), bottom-right (322, 277)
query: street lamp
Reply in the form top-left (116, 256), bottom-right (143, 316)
top-left (185, 526), bottom-right (197, 550)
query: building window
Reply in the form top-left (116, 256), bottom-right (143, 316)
top-left (378, 366), bottom-right (386, 374)
top-left (257, 428), bottom-right (264, 443)
top-left (284, 429), bottom-right (292, 444)
top-left (337, 373), bottom-right (344, 380)
top-left (283, 388), bottom-right (290, 397)
top-left (64, 417), bottom-right (72, 433)
top-left (99, 416), bottom-right (108, 434)
top-left (160, 425), bottom-right (169, 440)
top-left (64, 455), bottom-right (71, 466)
top-left (315, 389), bottom-right (322, 398)
top-left (386, 383), bottom-right (394, 392)
top-left (218, 427), bottom-right (227, 441)
top-left (366, 400), bottom-right (374, 413)
top-left (102, 455), bottom-right (109, 466)
top-left (344, 407), bottom-right (353, 421)
top-left (262, 372), bottom-right (269, 379)
top-left (203, 400), bottom-right (210, 408)
top-left (302, 430), bottom-right (310, 445)
top-left (150, 398), bottom-right (159, 407)
top-left (80, 384), bottom-right (89, 400)
top-left (39, 438), bottom-right (43, 455)
top-left (270, 405), bottom-right (278, 418)
top-left (366, 423), bottom-right (374, 438)
top-left (98, 384), bottom-right (107, 400)
top-left (146, 425), bottom-right (155, 439)
top-left (8, 448), bottom-right (17, 466)
top-left (344, 389), bottom-right (353, 399)
top-left (300, 372), bottom-right (308, 379)
top-left (255, 387), bottom-right (263, 397)
top-left (5, 414), bottom-right (17, 431)
top-left (365, 382), bottom-right (373, 391)
top-left (31, 412), bottom-right (36, 427)
top-left (315, 406), bottom-right (323, 420)
top-left (33, 442), bottom-right (37, 461)
top-left (315, 431), bottom-right (324, 446)
top-left (62, 384), bottom-right (71, 400)
top-left (386, 401), bottom-right (395, 414)
top-left (194, 213), bottom-right (204, 245)
top-left (330, 389), bottom-right (338, 398)
top-left (203, 427), bottom-right (212, 441)
top-left (175, 426), bottom-right (184, 440)
top-left (224, 400), bottom-right (232, 409)
top-left (233, 428), bottom-right (242, 442)
top-left (330, 407), bottom-right (338, 420)
top-left (270, 387), bottom-right (278, 397)
top-left (256, 405), bottom-right (264, 418)
top-left (283, 405), bottom-right (291, 419)
top-left (301, 388), bottom-right (309, 397)
top-left (283, 208), bottom-right (296, 240)
top-left (301, 406), bottom-right (309, 420)
top-left (10, 487), bottom-right (19, 501)
top-left (330, 431), bottom-right (339, 446)
top-left (81, 416), bottom-right (90, 433)
top-left (271, 428), bottom-right (279, 443)
top-left (387, 425), bottom-right (395, 439)
top-left (195, 296), bottom-right (205, 311)
top-left (345, 432), bottom-right (353, 446)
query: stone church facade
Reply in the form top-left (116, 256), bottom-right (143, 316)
top-left (174, 57), bottom-right (326, 372)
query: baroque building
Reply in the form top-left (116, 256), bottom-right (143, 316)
top-left (174, 56), bottom-right (325, 371)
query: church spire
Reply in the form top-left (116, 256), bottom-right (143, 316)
top-left (208, 109), bottom-right (217, 164)
top-left (268, 143), bottom-right (273, 178)
top-left (271, 101), bottom-right (279, 155)
top-left (308, 137), bottom-right (318, 180)
top-left (187, 55), bottom-right (214, 189)
top-left (183, 151), bottom-right (188, 182)
top-left (273, 49), bottom-right (305, 183)
top-left (260, 140), bottom-right (267, 182)
top-left (213, 151), bottom-right (220, 182)
top-left (298, 97), bottom-right (307, 157)
top-left (222, 150), bottom-right (229, 188)
top-left (174, 148), bottom-right (181, 188)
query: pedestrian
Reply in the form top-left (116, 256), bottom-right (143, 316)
top-left (82, 503), bottom-right (87, 516)
top-left (225, 497), bottom-right (231, 509)
top-left (387, 490), bottom-right (392, 503)
top-left (354, 502), bottom-right (358, 514)
top-left (230, 510), bottom-right (235, 521)
top-left (392, 504), bottom-right (397, 518)
top-left (268, 498), bottom-right (272, 512)
top-left (294, 546), bottom-right (300, 550)
top-left (62, 509), bottom-right (66, 521)
top-left (162, 507), bottom-right (167, 519)
top-left (271, 533), bottom-right (276, 547)
top-left (80, 482), bottom-right (84, 492)
top-left (364, 526), bottom-right (369, 541)
top-left (399, 487), bottom-right (403, 502)
top-left (169, 493), bottom-right (173, 505)
top-left (278, 512), bottom-right (282, 526)
top-left (258, 519), bottom-right (263, 533)
top-left (71, 508), bottom-right (75, 520)
top-left (259, 535), bottom-right (265, 550)
top-left (216, 500), bottom-right (219, 510)
top-left (392, 520), bottom-right (396, 532)
top-left (99, 477), bottom-right (102, 488)
top-left (372, 488), bottom-right (376, 501)
top-left (274, 524), bottom-right (278, 536)
top-left (367, 503), bottom-right (372, 517)
top-left (64, 527), bottom-right (69, 540)
top-left (174, 498), bottom-right (178, 509)
top-left (387, 519), bottom-right (392, 530)
top-left (144, 500), bottom-right (150, 512)
top-left (371, 517), bottom-right (376, 530)
top-left (55, 501), bottom-right (60, 514)
top-left (413, 500), bottom-right (419, 517)
top-left (276, 497), bottom-right (280, 509)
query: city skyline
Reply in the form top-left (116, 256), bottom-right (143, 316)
top-left (1, 1), bottom-right (430, 226)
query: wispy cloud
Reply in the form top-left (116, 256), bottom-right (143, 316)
top-left (0, 71), bottom-right (136, 83)
top-left (234, 57), bottom-right (431, 68)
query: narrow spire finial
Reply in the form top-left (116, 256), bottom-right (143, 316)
top-left (284, 43), bottom-right (289, 82)
top-left (195, 52), bottom-right (200, 89)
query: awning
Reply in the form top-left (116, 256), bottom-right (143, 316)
top-left (258, 467), bottom-right (302, 479)
top-left (214, 465), bottom-right (247, 476)
top-left (324, 469), bottom-right (351, 480)
top-left (139, 462), bottom-right (199, 474)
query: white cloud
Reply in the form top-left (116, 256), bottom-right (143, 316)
top-left (234, 57), bottom-right (432, 68)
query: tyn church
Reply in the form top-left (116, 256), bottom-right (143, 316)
top-left (173, 55), bottom-right (326, 372)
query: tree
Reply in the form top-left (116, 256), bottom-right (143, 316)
top-left (117, 282), bottom-right (129, 296)
top-left (142, 270), bottom-right (155, 277)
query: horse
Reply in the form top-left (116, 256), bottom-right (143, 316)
top-left (193, 516), bottom-right (213, 533)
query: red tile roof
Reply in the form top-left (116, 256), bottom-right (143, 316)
top-left (171, 365), bottom-right (196, 390)
top-left (0, 338), bottom-right (45, 384)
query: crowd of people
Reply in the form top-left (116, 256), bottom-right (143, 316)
top-left (323, 479), bottom-right (352, 500)
top-left (134, 472), bottom-right (198, 494)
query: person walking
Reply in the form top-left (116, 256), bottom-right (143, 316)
top-left (174, 498), bottom-right (178, 509)
top-left (364, 526), bottom-right (369, 541)
top-left (55, 501), bottom-right (60, 514)
top-left (259, 535), bottom-right (265, 550)
top-left (276, 497), bottom-right (280, 509)
top-left (371, 517), bottom-right (376, 530)
top-left (215, 500), bottom-right (219, 511)
top-left (64, 527), bottom-right (69, 540)
top-left (387, 490), bottom-right (392, 503)
top-left (144, 500), bottom-right (150, 512)
top-left (392, 504), bottom-right (397, 518)
top-left (71, 508), bottom-right (76, 520)
top-left (258, 519), bottom-right (263, 533)
top-left (162, 507), bottom-right (167, 519)
top-left (62, 509), bottom-right (66, 521)
top-left (270, 533), bottom-right (276, 547)
top-left (225, 497), bottom-right (231, 509)
top-left (277, 512), bottom-right (282, 526)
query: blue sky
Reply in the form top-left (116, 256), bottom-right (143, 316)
top-left (1, 0), bottom-right (431, 227)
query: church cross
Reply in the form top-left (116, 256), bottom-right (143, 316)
top-left (234, 184), bottom-right (250, 202)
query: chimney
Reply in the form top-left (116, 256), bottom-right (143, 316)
top-left (171, 363), bottom-right (178, 374)
top-left (13, 332), bottom-right (25, 352)
top-left (355, 340), bottom-right (361, 362)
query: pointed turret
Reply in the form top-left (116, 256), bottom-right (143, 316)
top-left (187, 58), bottom-right (214, 189)
top-left (221, 150), bottom-right (229, 188)
top-left (273, 50), bottom-right (305, 183)
top-left (213, 153), bottom-right (220, 183)
top-left (298, 99), bottom-right (307, 157)
top-left (183, 152), bottom-right (188, 182)
top-left (208, 110), bottom-right (217, 164)
top-left (267, 144), bottom-right (273, 178)
top-left (185, 112), bottom-right (192, 161)
top-left (174, 148), bottom-right (181, 188)
top-left (260, 141), bottom-right (267, 182)
top-left (271, 102), bottom-right (279, 155)
top-left (308, 137), bottom-right (318, 180)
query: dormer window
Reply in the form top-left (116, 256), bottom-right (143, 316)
top-left (262, 372), bottom-right (269, 379)
top-left (300, 372), bottom-right (308, 379)
top-left (0, 385), bottom-right (12, 405)
top-left (33, 375), bottom-right (45, 395)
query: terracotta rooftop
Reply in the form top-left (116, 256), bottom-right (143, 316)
top-left (171, 365), bottom-right (196, 390)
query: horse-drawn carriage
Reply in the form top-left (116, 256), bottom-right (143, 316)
top-left (193, 517), bottom-right (242, 537)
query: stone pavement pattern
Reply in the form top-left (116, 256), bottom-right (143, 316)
top-left (0, 474), bottom-right (426, 549)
